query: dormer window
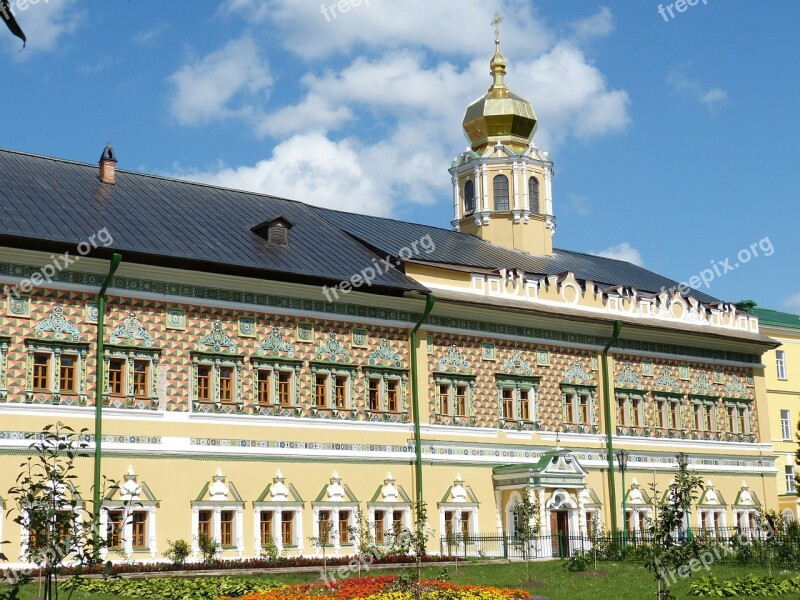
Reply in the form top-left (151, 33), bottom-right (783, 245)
top-left (251, 217), bottom-right (294, 246)
top-left (493, 175), bottom-right (509, 211)
top-left (463, 180), bottom-right (475, 214)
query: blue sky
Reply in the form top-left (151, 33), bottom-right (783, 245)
top-left (2, 0), bottom-right (798, 312)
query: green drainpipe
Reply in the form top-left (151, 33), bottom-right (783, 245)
top-left (93, 253), bottom-right (122, 559)
top-left (410, 294), bottom-right (436, 508)
top-left (601, 320), bottom-right (622, 535)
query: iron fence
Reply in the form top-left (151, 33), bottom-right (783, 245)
top-left (439, 528), bottom-right (800, 566)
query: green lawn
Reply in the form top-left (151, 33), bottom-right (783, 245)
top-left (12, 560), bottom-right (800, 600)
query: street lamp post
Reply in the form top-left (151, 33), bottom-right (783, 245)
top-left (616, 449), bottom-right (629, 545)
top-left (676, 452), bottom-right (692, 540)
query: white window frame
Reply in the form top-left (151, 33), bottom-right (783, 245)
top-left (439, 507), bottom-right (479, 547)
top-left (312, 504), bottom-right (357, 555)
top-left (615, 392), bottom-right (644, 428)
top-left (100, 504), bottom-right (158, 560)
top-left (562, 386), bottom-right (596, 429)
top-left (369, 505), bottom-right (412, 546)
top-left (726, 402), bottom-right (753, 435)
top-left (786, 460), bottom-right (796, 494)
top-left (781, 409), bottom-right (792, 441)
top-left (253, 506), bottom-right (303, 554)
top-left (191, 504), bottom-right (245, 558)
top-left (777, 350), bottom-right (787, 380)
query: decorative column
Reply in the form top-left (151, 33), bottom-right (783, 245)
top-left (481, 164), bottom-right (490, 215)
top-left (512, 162), bottom-right (521, 212)
top-left (213, 507), bottom-right (222, 549)
top-left (99, 510), bottom-right (109, 560)
top-left (236, 506), bottom-right (245, 558)
top-left (296, 509), bottom-right (304, 552)
top-left (124, 511), bottom-right (134, 559)
top-left (495, 490), bottom-right (504, 535)
top-left (148, 508), bottom-right (158, 559)
top-left (451, 175), bottom-right (459, 221)
top-left (191, 507), bottom-right (200, 557)
top-left (333, 508), bottom-right (341, 554)
top-left (274, 510), bottom-right (283, 553)
top-left (253, 508), bottom-right (262, 555)
top-left (521, 163), bottom-right (529, 214)
top-left (544, 167), bottom-right (553, 216)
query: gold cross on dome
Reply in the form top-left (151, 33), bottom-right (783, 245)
top-left (491, 11), bottom-right (503, 43)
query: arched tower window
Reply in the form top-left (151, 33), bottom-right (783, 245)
top-left (528, 177), bottom-right (540, 213)
top-left (493, 175), bottom-right (509, 211)
top-left (463, 180), bottom-right (475, 214)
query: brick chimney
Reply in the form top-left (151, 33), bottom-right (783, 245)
top-left (99, 143), bottom-right (117, 185)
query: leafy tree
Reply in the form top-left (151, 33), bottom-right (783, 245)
top-left (642, 461), bottom-right (704, 600)
top-left (163, 539), bottom-right (191, 567)
top-left (6, 422), bottom-right (117, 600)
top-left (348, 507), bottom-right (375, 577)
top-left (511, 491), bottom-right (541, 582)
top-left (309, 514), bottom-right (335, 581)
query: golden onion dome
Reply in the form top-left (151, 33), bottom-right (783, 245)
top-left (462, 38), bottom-right (537, 154)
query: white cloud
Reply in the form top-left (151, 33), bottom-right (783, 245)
top-left (568, 195), bottom-right (592, 217)
top-left (3, 0), bottom-right (82, 56)
top-left (133, 22), bottom-right (169, 46)
top-left (166, 37), bottom-right (272, 126)
top-left (667, 64), bottom-right (728, 111)
top-left (783, 293), bottom-right (800, 313)
top-left (176, 3), bottom-right (631, 217)
top-left (170, 133), bottom-right (388, 216)
top-left (595, 243), bottom-right (645, 267)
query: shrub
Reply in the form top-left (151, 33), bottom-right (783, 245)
top-left (163, 539), bottom-right (191, 567)
top-left (63, 575), bottom-right (279, 600)
top-left (564, 550), bottom-right (592, 572)
top-left (689, 575), bottom-right (800, 597)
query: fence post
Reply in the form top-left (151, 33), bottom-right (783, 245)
top-left (503, 532), bottom-right (508, 559)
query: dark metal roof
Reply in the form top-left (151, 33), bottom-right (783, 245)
top-left (0, 148), bottom-right (423, 293)
top-left (313, 207), bottom-right (721, 304)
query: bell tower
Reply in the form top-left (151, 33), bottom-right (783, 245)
top-left (450, 13), bottom-right (555, 256)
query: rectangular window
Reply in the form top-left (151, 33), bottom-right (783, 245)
top-left (617, 397), bottom-right (627, 426)
top-left (578, 393), bottom-right (590, 424)
top-left (455, 385), bottom-right (468, 417)
top-left (386, 379), bottom-right (399, 412)
top-left (260, 512), bottom-right (273, 546)
top-left (439, 384), bottom-right (451, 416)
top-left (33, 353), bottom-right (51, 391)
top-left (444, 511), bottom-right (454, 537)
top-left (727, 406), bottom-right (736, 432)
top-left (670, 401), bottom-right (681, 430)
top-left (335, 375), bottom-right (348, 409)
top-left (392, 510), bottom-right (404, 534)
top-left (219, 367), bottom-right (234, 403)
top-left (338, 510), bottom-right (351, 545)
top-left (319, 511), bottom-right (331, 545)
top-left (315, 374), bottom-right (328, 408)
top-left (502, 388), bottom-right (514, 420)
top-left (777, 350), bottom-right (787, 380)
top-left (656, 399), bottom-right (667, 429)
top-left (198, 510), bottom-right (212, 540)
top-left (197, 366), bottom-right (211, 402)
top-left (738, 407), bottom-right (748, 435)
top-left (278, 371), bottom-right (292, 406)
top-left (519, 389), bottom-right (531, 421)
top-left (132, 512), bottom-right (147, 549)
top-left (59, 355), bottom-right (77, 393)
top-left (564, 393), bottom-right (576, 424)
top-left (460, 511), bottom-right (471, 540)
top-left (692, 404), bottom-right (702, 431)
top-left (369, 378), bottom-right (382, 411)
top-left (133, 360), bottom-right (149, 397)
top-left (374, 510), bottom-right (385, 544)
top-left (281, 511), bottom-right (294, 546)
top-left (257, 370), bottom-right (271, 405)
top-left (632, 398), bottom-right (644, 427)
top-left (781, 410), bottom-right (792, 440)
top-left (786, 465), bottom-right (797, 494)
top-left (106, 510), bottom-right (124, 549)
top-left (220, 510), bottom-right (234, 547)
top-left (109, 359), bottom-right (125, 395)
top-left (704, 404), bottom-right (714, 431)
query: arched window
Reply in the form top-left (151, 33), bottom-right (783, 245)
top-left (493, 175), bottom-right (509, 211)
top-left (463, 180), bottom-right (475, 214)
top-left (528, 177), bottom-right (540, 213)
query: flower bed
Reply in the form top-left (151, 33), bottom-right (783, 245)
top-left (222, 575), bottom-right (543, 600)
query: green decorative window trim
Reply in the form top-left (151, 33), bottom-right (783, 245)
top-left (251, 357), bottom-right (302, 415)
top-left (198, 321), bottom-right (238, 354)
top-left (615, 362), bottom-right (643, 389)
top-left (109, 312), bottom-right (155, 347)
top-left (367, 338), bottom-right (403, 369)
top-left (363, 368), bottom-right (409, 423)
top-left (103, 346), bottom-right (162, 411)
top-left (496, 375), bottom-right (539, 430)
top-left (34, 306), bottom-right (80, 342)
top-left (0, 338), bottom-right (8, 401)
top-left (191, 352), bottom-right (245, 414)
top-left (24, 340), bottom-right (89, 406)
top-left (258, 326), bottom-right (295, 358)
top-left (316, 333), bottom-right (350, 364)
top-left (433, 375), bottom-right (476, 427)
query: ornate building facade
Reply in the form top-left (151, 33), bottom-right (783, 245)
top-left (0, 37), bottom-right (782, 566)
